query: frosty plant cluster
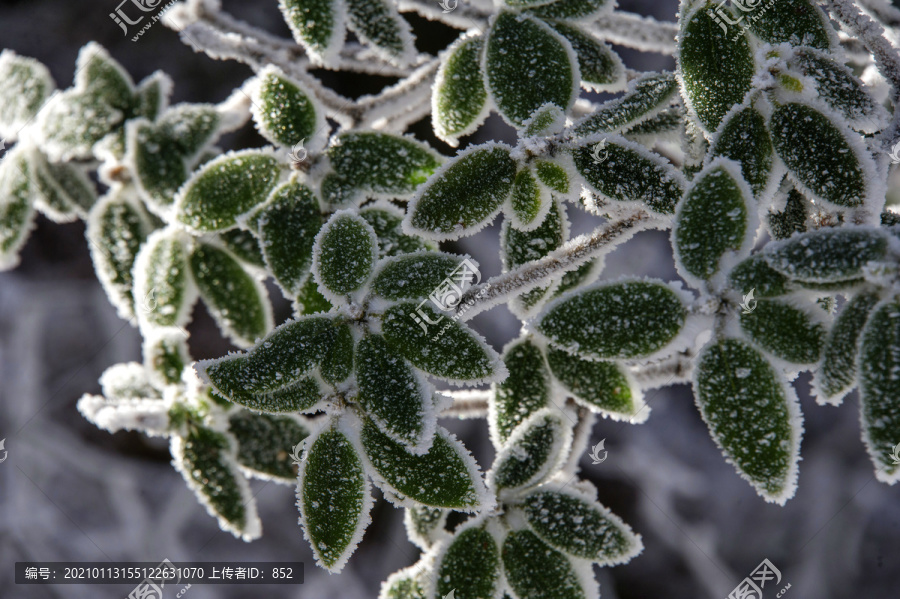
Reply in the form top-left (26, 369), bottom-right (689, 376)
top-left (3, 0), bottom-right (900, 596)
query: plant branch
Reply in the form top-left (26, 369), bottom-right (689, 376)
top-left (590, 12), bottom-right (678, 54)
top-left (438, 389), bottom-right (490, 419)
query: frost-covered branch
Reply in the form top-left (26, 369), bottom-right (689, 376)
top-left (591, 12), bottom-right (678, 54)
top-left (438, 389), bottom-right (490, 419)
top-left (397, 0), bottom-right (491, 31)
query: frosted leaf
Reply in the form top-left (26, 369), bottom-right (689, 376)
top-left (0, 147), bottom-right (36, 271)
top-left (693, 338), bottom-right (802, 504)
top-left (134, 71), bottom-right (172, 121)
top-left (747, 0), bottom-right (834, 51)
top-left (74, 42), bottom-right (136, 112)
top-left (816, 290), bottom-right (881, 405)
top-left (251, 66), bottom-right (327, 151)
top-left (570, 135), bottom-right (685, 214)
top-left (678, 4), bottom-right (755, 134)
top-left (171, 427), bottom-right (262, 541)
top-left (433, 525), bottom-right (500, 599)
top-left (546, 347), bottom-right (646, 423)
top-left (769, 102), bottom-right (879, 209)
top-left (766, 187), bottom-right (808, 240)
top-left (99, 362), bottom-right (161, 400)
top-left (522, 486), bottom-right (642, 564)
top-left (133, 228), bottom-right (197, 329)
top-left (507, 168), bottom-right (548, 230)
top-left (370, 251), bottom-right (475, 301)
top-left (546, 21), bottom-right (625, 92)
top-left (312, 210), bottom-right (378, 300)
top-left (740, 298), bottom-right (826, 365)
top-left (485, 12), bottom-right (578, 127)
top-left (360, 202), bottom-right (436, 257)
top-left (229, 411), bottom-right (310, 483)
top-left (0, 50), bottom-right (55, 139)
top-left (490, 409), bottom-right (572, 494)
top-left (380, 564), bottom-right (427, 599)
top-left (534, 160), bottom-right (570, 195)
top-left (175, 149), bottom-right (280, 232)
top-left (324, 132), bottom-right (442, 205)
top-left (280, 0), bottom-right (346, 64)
top-left (522, 103), bottom-right (566, 138)
top-left (528, 0), bottom-right (613, 21)
top-left (294, 276), bottom-right (333, 315)
top-left (857, 296), bottom-right (900, 483)
top-left (37, 89), bottom-right (122, 162)
top-left (552, 259), bottom-right (602, 298)
top-left (85, 189), bottom-right (151, 319)
top-left (491, 337), bottom-right (552, 446)
top-left (623, 107), bottom-right (684, 142)
top-left (572, 71), bottom-right (678, 137)
top-left (405, 143), bottom-right (516, 240)
top-left (361, 419), bottom-right (492, 511)
top-left (381, 302), bottom-right (506, 385)
top-left (502, 529), bottom-right (589, 599)
top-left (727, 254), bottom-right (791, 298)
top-left (763, 227), bottom-right (889, 284)
top-left (356, 334), bottom-right (436, 454)
top-left (190, 242), bottom-right (273, 348)
top-left (76, 394), bottom-right (169, 437)
top-left (433, 35), bottom-right (490, 147)
top-left (252, 178), bottom-right (323, 297)
top-left (502, 199), bottom-right (566, 316)
top-left (319, 321), bottom-right (355, 385)
top-left (404, 505), bottom-right (448, 549)
top-left (789, 47), bottom-right (888, 133)
top-left (31, 150), bottom-right (97, 222)
top-left (345, 0), bottom-right (415, 66)
top-left (217, 228), bottom-right (265, 268)
top-left (196, 315), bottom-right (337, 397)
top-left (673, 159), bottom-right (755, 285)
top-left (708, 106), bottom-right (776, 199)
top-left (143, 327), bottom-right (189, 387)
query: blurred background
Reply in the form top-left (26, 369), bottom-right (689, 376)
top-left (0, 0), bottom-right (898, 597)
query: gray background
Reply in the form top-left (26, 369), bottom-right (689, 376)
top-left (0, 0), bottom-right (898, 597)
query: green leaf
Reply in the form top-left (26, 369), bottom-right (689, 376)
top-left (767, 188), bottom-right (808, 240)
top-left (31, 152), bottom-right (97, 221)
top-left (508, 168), bottom-right (547, 229)
top-left (345, 0), bottom-right (414, 65)
top-left (176, 150), bottom-right (281, 232)
top-left (709, 106), bottom-right (776, 198)
top-left (190, 242), bottom-right (272, 347)
top-left (360, 202), bottom-right (436, 257)
top-left (502, 529), bottom-right (588, 599)
top-left (312, 211), bottom-right (378, 299)
top-left (251, 66), bottom-right (326, 149)
top-left (133, 229), bottom-right (196, 329)
top-left (491, 337), bottom-right (552, 445)
top-left (747, 0), bottom-right (833, 51)
top-left (769, 102), bottom-right (874, 208)
top-left (172, 426), bottom-right (261, 540)
top-left (406, 144), bottom-right (517, 240)
top-left (523, 103), bottom-right (566, 137)
top-left (229, 411), bottom-right (310, 482)
top-left (217, 228), bottom-right (265, 268)
top-left (572, 137), bottom-right (684, 214)
top-left (404, 505), bottom-right (448, 549)
top-left (678, 4), bottom-right (755, 133)
top-left (326, 132), bottom-right (441, 204)
top-left (134, 71), bottom-right (171, 121)
top-left (320, 321), bottom-right (355, 386)
top-left (553, 260), bottom-right (600, 297)
top-left (534, 160), bottom-right (570, 195)
top-left (381, 302), bottom-right (505, 384)
top-left (673, 159), bottom-right (754, 284)
top-left (537, 280), bottom-right (686, 360)
top-left (143, 327), bottom-right (189, 387)
top-left (789, 47), bottom-right (887, 133)
top-left (357, 334), bottom-right (435, 453)
top-left (728, 254), bottom-right (791, 298)
top-left (75, 42), bottom-right (135, 112)
top-left (86, 190), bottom-right (151, 318)
top-left (740, 298), bottom-right (826, 364)
top-left (0, 148), bottom-right (36, 271)
top-left (99, 362), bottom-right (161, 400)
top-left (37, 89), bottom-right (122, 161)
top-left (434, 526), bottom-right (500, 599)
top-left (529, 0), bottom-right (613, 21)
top-left (298, 423), bottom-right (372, 572)
top-left (485, 12), bottom-right (578, 127)
top-left (381, 566), bottom-right (427, 599)
top-left (361, 419), bottom-right (489, 510)
top-left (572, 71), bottom-right (678, 137)
top-left (491, 409), bottom-right (571, 494)
top-left (371, 251), bottom-right (475, 301)
top-left (858, 296), bottom-right (900, 483)
top-left (763, 227), bottom-right (889, 284)
top-left (0, 50), bottom-right (55, 138)
top-left (694, 338), bottom-right (801, 504)
top-left (546, 347), bottom-right (644, 422)
top-left (294, 276), bottom-right (334, 315)
top-left (522, 487), bottom-right (642, 564)
top-left (817, 290), bottom-right (880, 404)
top-left (546, 21), bottom-right (624, 92)
top-left (433, 35), bottom-right (489, 146)
top-left (280, 0), bottom-right (346, 63)
top-left (253, 178), bottom-right (323, 297)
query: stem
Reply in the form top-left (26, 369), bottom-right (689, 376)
top-left (590, 12), bottom-right (678, 54)
top-left (456, 210), bottom-right (662, 321)
top-left (438, 389), bottom-right (491, 419)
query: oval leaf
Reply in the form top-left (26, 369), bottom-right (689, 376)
top-left (371, 251), bottom-right (475, 301)
top-left (547, 347), bottom-right (645, 422)
top-left (817, 290), bottom-right (881, 405)
top-left (763, 227), bottom-right (889, 284)
top-left (133, 229), bottom-right (196, 329)
top-left (491, 409), bottom-right (572, 494)
top-left (251, 66), bottom-right (326, 150)
top-left (709, 106), bottom-right (776, 199)
top-left (434, 526), bottom-right (500, 599)
top-left (573, 71), bottom-right (678, 137)
top-left (502, 529), bottom-right (589, 599)
top-left (491, 337), bottom-right (552, 445)
top-left (747, 0), bottom-right (833, 50)
top-left (280, 0), bottom-right (346, 63)
top-left (0, 148), bottom-right (36, 271)
top-left (433, 35), bottom-right (489, 146)
top-left (547, 21), bottom-right (624, 92)
top-left (312, 210), bottom-right (378, 299)
top-left (229, 411), bottom-right (310, 482)
top-left (740, 298), bottom-right (826, 365)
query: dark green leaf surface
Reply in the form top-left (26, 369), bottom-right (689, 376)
top-left (502, 529), bottom-right (586, 599)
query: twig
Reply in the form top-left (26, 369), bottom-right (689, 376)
top-left (591, 12), bottom-right (678, 54)
top-left (438, 389), bottom-right (490, 419)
